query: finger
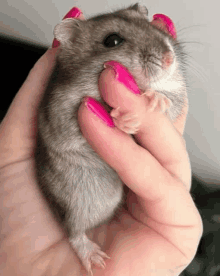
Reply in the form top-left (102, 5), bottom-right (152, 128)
top-left (99, 64), bottom-right (191, 188)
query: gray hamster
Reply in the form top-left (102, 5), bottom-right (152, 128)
top-left (35, 3), bottom-right (188, 274)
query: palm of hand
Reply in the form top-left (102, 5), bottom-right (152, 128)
top-left (0, 157), bottom-right (187, 276)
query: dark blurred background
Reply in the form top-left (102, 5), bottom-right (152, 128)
top-left (1, 35), bottom-right (220, 276)
top-left (0, 35), bottom-right (46, 120)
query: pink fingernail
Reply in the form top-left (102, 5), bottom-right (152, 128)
top-left (153, 14), bottom-right (176, 39)
top-left (104, 61), bottom-right (140, 95)
top-left (84, 97), bottom-right (115, 128)
top-left (52, 39), bottom-right (60, 48)
top-left (52, 7), bottom-right (82, 48)
top-left (63, 7), bottom-right (82, 19)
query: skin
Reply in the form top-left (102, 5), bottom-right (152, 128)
top-left (0, 11), bottom-right (202, 276)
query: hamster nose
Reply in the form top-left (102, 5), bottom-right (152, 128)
top-left (162, 51), bottom-right (174, 69)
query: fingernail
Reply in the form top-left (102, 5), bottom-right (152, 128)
top-left (52, 7), bottom-right (82, 48)
top-left (63, 7), bottom-right (82, 20)
top-left (52, 39), bottom-right (60, 48)
top-left (84, 97), bottom-right (115, 128)
top-left (152, 14), bottom-right (176, 39)
top-left (104, 61), bottom-right (140, 95)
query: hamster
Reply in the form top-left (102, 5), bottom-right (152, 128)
top-left (35, 3), bottom-right (188, 274)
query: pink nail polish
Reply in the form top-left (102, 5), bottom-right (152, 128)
top-left (104, 61), bottom-right (140, 95)
top-left (63, 7), bottom-right (82, 19)
top-left (84, 97), bottom-right (115, 128)
top-left (152, 14), bottom-right (176, 39)
top-left (52, 38), bottom-right (60, 48)
top-left (52, 7), bottom-right (82, 48)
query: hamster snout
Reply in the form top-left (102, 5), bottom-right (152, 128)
top-left (162, 51), bottom-right (174, 69)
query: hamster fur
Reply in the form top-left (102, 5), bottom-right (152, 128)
top-left (35, 3), bottom-right (188, 274)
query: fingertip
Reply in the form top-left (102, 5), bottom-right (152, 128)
top-left (77, 98), bottom-right (112, 145)
top-left (63, 7), bottom-right (82, 20)
top-left (99, 67), bottom-right (116, 105)
top-left (52, 39), bottom-right (60, 48)
top-left (99, 67), bottom-right (116, 90)
top-left (78, 13), bottom-right (85, 20)
top-left (99, 67), bottom-right (140, 113)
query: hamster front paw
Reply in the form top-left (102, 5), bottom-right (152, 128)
top-left (69, 233), bottom-right (110, 275)
top-left (110, 107), bottom-right (141, 134)
top-left (141, 89), bottom-right (172, 114)
top-left (110, 90), bottom-right (172, 135)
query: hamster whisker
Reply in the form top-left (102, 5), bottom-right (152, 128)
top-left (148, 60), bottom-right (162, 69)
top-left (177, 24), bottom-right (206, 34)
top-left (177, 50), bottom-right (208, 82)
top-left (176, 41), bottom-right (204, 46)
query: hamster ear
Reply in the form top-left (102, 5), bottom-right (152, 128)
top-left (126, 3), bottom-right (148, 18)
top-left (53, 18), bottom-right (81, 45)
top-left (150, 14), bottom-right (177, 39)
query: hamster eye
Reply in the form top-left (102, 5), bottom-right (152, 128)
top-left (103, 33), bottom-right (124, 48)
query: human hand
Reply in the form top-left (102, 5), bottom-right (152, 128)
top-left (0, 6), bottom-right (202, 276)
top-left (76, 62), bottom-right (203, 275)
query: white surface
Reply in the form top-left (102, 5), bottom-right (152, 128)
top-left (1, 0), bottom-right (219, 184)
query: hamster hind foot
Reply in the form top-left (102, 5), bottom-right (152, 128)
top-left (69, 233), bottom-right (110, 275)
